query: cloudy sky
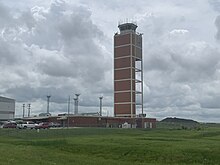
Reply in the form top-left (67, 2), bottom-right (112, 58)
top-left (1, 0), bottom-right (220, 122)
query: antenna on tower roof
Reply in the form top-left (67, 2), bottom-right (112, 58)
top-left (118, 18), bottom-right (137, 26)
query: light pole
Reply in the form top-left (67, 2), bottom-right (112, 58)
top-left (47, 95), bottom-right (51, 114)
top-left (99, 96), bottom-right (103, 116)
top-left (75, 94), bottom-right (80, 115)
top-left (22, 104), bottom-right (25, 118)
top-left (73, 98), bottom-right (77, 115)
top-left (27, 104), bottom-right (31, 117)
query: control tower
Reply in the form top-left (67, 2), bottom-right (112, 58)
top-left (114, 22), bottom-right (143, 117)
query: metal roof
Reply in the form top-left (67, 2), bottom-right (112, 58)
top-left (0, 96), bottom-right (15, 102)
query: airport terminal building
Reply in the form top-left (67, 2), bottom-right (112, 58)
top-left (0, 96), bottom-right (15, 120)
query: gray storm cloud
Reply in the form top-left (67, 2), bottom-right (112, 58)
top-left (140, 9), bottom-right (220, 121)
top-left (0, 0), bottom-right (219, 122)
top-left (0, 1), bottom-right (112, 113)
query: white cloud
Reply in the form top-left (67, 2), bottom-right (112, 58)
top-left (169, 29), bottom-right (189, 36)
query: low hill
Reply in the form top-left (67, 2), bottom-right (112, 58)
top-left (161, 117), bottom-right (198, 124)
top-left (158, 117), bottom-right (200, 129)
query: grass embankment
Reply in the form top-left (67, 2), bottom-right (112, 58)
top-left (0, 127), bottom-right (219, 165)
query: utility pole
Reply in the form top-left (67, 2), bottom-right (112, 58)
top-left (99, 96), bottom-right (103, 116)
top-left (67, 96), bottom-right (70, 128)
top-left (47, 95), bottom-right (51, 114)
top-left (22, 104), bottom-right (25, 118)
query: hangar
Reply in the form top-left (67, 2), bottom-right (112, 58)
top-left (0, 96), bottom-right (15, 120)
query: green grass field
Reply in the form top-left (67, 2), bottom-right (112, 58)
top-left (0, 127), bottom-right (219, 165)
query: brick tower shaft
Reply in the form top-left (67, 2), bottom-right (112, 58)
top-left (114, 22), bottom-right (143, 117)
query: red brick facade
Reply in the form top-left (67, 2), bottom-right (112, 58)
top-left (49, 116), bottom-right (156, 128)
